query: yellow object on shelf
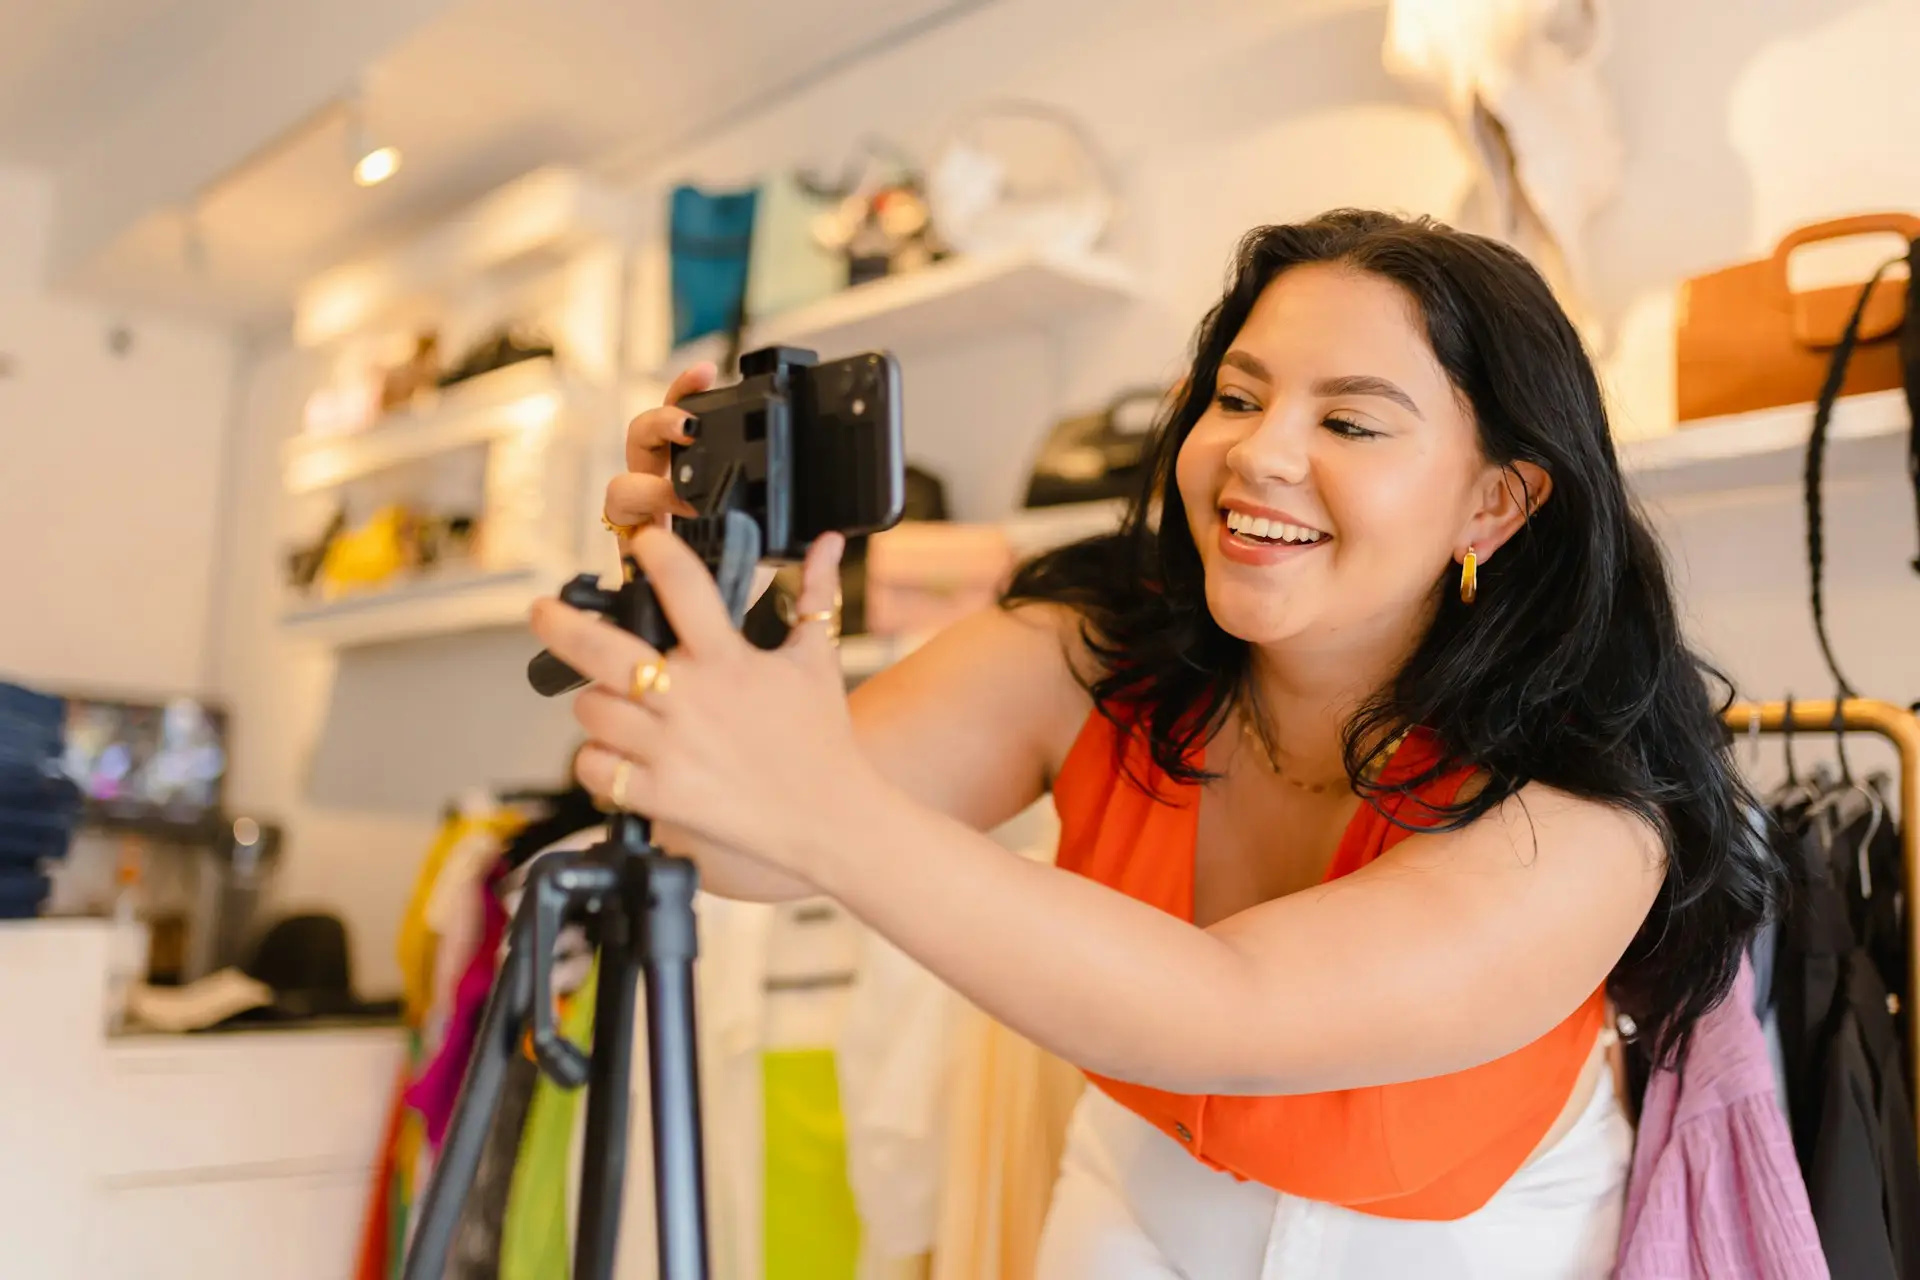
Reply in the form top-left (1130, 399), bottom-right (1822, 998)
top-left (318, 505), bottom-right (414, 599)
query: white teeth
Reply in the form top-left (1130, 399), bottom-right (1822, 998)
top-left (1226, 510), bottom-right (1324, 544)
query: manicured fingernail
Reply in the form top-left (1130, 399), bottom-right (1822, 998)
top-left (680, 414), bottom-right (699, 439)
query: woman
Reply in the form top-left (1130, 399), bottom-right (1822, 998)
top-left (532, 210), bottom-right (1787, 1276)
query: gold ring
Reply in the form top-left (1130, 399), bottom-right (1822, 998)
top-left (629, 658), bottom-right (670, 701)
top-left (779, 587), bottom-right (844, 643)
top-left (602, 513), bottom-right (642, 539)
top-left (610, 759), bottom-right (634, 811)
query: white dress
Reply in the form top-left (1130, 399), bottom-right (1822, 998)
top-left (1035, 1075), bottom-right (1631, 1279)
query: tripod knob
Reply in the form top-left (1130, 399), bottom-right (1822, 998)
top-left (561, 573), bottom-right (619, 614)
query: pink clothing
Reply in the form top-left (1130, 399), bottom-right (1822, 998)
top-left (1616, 958), bottom-right (1827, 1279)
top-left (404, 873), bottom-right (507, 1150)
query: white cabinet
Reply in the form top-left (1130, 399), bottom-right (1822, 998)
top-left (84, 1172), bottom-right (366, 1280)
top-left (0, 922), bottom-right (403, 1280)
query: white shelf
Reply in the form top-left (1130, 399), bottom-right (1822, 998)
top-left (282, 358), bottom-right (568, 494)
top-left (1002, 499), bottom-right (1129, 557)
top-left (665, 249), bottom-right (1141, 370)
top-left (295, 167), bottom-right (627, 347)
top-left (840, 632), bottom-right (928, 681)
top-left (279, 565), bottom-right (550, 646)
top-left (835, 502), bottom-right (1127, 681)
top-left (1621, 388), bottom-right (1909, 499)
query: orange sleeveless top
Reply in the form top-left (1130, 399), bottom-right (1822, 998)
top-left (1052, 710), bottom-right (1606, 1220)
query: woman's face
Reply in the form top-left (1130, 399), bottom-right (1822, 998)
top-left (1176, 263), bottom-right (1521, 655)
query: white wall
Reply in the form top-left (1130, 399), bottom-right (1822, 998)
top-left (0, 164), bottom-right (235, 698)
top-left (217, 0), bottom-right (1920, 988)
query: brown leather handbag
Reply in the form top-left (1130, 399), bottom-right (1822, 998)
top-left (1676, 213), bottom-right (1920, 423)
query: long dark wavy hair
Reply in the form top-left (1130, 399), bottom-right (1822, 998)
top-left (1006, 210), bottom-right (1785, 1066)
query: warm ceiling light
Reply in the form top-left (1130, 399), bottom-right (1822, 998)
top-left (353, 145), bottom-right (402, 187)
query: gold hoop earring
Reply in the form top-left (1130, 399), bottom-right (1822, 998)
top-left (1460, 547), bottom-right (1478, 605)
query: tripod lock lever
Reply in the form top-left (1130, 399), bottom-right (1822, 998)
top-left (527, 852), bottom-right (619, 1089)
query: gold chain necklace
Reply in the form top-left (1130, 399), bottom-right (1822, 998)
top-left (1239, 715), bottom-right (1407, 794)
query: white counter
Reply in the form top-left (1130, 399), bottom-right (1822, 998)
top-left (0, 920), bottom-right (404, 1280)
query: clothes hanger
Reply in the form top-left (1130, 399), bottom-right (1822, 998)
top-left (1802, 694), bottom-right (1888, 899)
top-left (763, 971), bottom-right (857, 994)
top-left (1832, 693), bottom-right (1855, 789)
top-left (1764, 692), bottom-right (1830, 815)
top-left (761, 899), bottom-right (858, 994)
top-left (1782, 693), bottom-right (1800, 788)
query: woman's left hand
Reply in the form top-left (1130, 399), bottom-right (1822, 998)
top-left (528, 526), bottom-right (875, 884)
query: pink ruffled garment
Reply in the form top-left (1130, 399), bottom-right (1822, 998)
top-left (404, 868), bottom-right (508, 1150)
top-left (1615, 957), bottom-right (1828, 1279)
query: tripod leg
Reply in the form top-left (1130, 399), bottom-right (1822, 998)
top-left (642, 854), bottom-right (710, 1280)
top-left (573, 889), bottom-right (639, 1280)
top-left (401, 905), bottom-right (537, 1280)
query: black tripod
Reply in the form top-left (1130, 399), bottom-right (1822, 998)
top-left (402, 512), bottom-right (763, 1280)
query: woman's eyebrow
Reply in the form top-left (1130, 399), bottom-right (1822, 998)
top-left (1311, 374), bottom-right (1422, 418)
top-left (1220, 352), bottom-right (1423, 419)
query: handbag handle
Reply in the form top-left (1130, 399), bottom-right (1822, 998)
top-left (1771, 213), bottom-right (1920, 347)
top-left (1772, 212), bottom-right (1920, 263)
top-left (1100, 386), bottom-right (1169, 438)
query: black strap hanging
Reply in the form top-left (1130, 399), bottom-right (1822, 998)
top-left (1903, 237), bottom-right (1920, 573)
top-left (1805, 252), bottom-right (1912, 698)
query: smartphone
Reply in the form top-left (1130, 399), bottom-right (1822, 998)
top-left (671, 346), bottom-right (905, 561)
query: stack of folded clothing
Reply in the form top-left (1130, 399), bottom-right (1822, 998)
top-left (0, 681), bottom-right (83, 919)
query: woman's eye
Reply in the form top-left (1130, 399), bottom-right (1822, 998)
top-left (1324, 415), bottom-right (1380, 440)
top-left (1215, 390), bottom-right (1261, 414)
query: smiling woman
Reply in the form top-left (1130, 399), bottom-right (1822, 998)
top-left (552, 208), bottom-right (1792, 1280)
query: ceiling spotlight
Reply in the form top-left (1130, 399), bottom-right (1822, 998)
top-left (353, 145), bottom-right (402, 187)
top-left (345, 86), bottom-right (401, 187)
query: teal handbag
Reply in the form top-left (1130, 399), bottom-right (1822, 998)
top-left (670, 184), bottom-right (758, 348)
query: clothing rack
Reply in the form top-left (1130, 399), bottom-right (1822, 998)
top-left (1724, 697), bottom-right (1920, 1148)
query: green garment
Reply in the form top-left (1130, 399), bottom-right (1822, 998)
top-left (763, 1049), bottom-right (860, 1280)
top-left (501, 962), bottom-right (599, 1280)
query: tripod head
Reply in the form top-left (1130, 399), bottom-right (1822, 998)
top-left (527, 511), bottom-right (765, 697)
top-left (530, 340), bottom-right (903, 696)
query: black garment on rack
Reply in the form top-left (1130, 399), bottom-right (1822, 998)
top-left (1837, 779), bottom-right (1910, 1053)
top-left (448, 1051), bottom-right (541, 1280)
top-left (1772, 791), bottom-right (1920, 1279)
top-left (499, 785), bottom-right (604, 871)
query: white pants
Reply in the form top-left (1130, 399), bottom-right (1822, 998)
top-left (1035, 1078), bottom-right (1631, 1279)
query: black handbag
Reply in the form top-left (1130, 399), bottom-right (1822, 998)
top-left (1022, 387), bottom-right (1165, 509)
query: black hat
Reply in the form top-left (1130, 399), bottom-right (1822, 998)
top-left (242, 913), bottom-right (371, 1019)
